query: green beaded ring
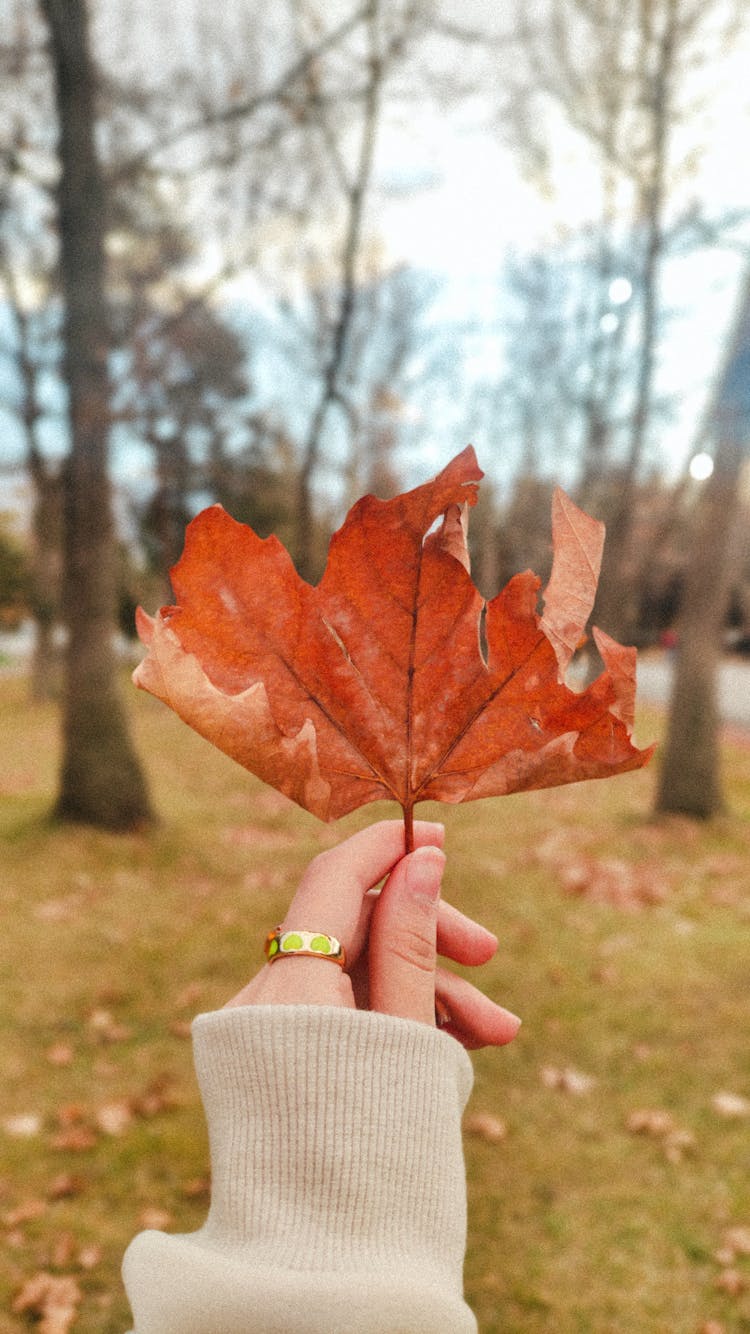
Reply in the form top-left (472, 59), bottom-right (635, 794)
top-left (264, 926), bottom-right (346, 968)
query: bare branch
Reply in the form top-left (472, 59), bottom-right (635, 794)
top-left (294, 0), bottom-right (385, 578)
top-left (107, 3), bottom-right (371, 186)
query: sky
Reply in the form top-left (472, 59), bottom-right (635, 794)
top-left (2, 0), bottom-right (750, 509)
top-left (369, 51), bottom-right (750, 485)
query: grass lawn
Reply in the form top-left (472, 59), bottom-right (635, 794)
top-left (1, 673), bottom-right (750, 1333)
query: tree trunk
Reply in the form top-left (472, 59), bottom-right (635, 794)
top-left (40, 0), bottom-right (153, 829)
top-left (656, 266), bottom-right (750, 818)
top-left (654, 444), bottom-right (743, 817)
top-left (28, 462), bottom-right (63, 703)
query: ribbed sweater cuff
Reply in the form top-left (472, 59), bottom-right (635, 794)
top-left (196, 1005), bottom-right (473, 1274)
top-left (123, 1005), bottom-right (477, 1333)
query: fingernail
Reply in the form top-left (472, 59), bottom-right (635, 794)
top-left (405, 846), bottom-right (445, 900)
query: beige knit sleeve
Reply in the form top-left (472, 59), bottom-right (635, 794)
top-left (123, 1005), bottom-right (477, 1334)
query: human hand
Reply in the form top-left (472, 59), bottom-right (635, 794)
top-left (225, 820), bottom-right (521, 1049)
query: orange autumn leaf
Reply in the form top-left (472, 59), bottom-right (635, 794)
top-left (134, 447), bottom-right (652, 840)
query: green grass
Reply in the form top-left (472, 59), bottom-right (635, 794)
top-left (2, 675), bottom-right (750, 1332)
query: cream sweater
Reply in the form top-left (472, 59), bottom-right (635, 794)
top-left (123, 1005), bottom-right (477, 1333)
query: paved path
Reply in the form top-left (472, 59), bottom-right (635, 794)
top-left (3, 626), bottom-right (750, 731)
top-left (0, 623), bottom-right (138, 675)
top-left (0, 624), bottom-right (35, 676)
top-left (636, 652), bottom-right (750, 731)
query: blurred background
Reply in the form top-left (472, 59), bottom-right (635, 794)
top-left (1, 0), bottom-right (750, 820)
top-left (3, 8), bottom-right (750, 1332)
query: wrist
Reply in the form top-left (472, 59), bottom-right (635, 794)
top-left (225, 958), bottom-right (355, 1009)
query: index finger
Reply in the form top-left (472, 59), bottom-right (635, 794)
top-left (283, 819), bottom-right (445, 954)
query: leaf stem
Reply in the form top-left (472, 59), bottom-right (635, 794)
top-left (403, 803), bottom-right (414, 853)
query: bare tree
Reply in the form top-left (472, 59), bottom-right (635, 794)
top-left (0, 15), bottom-right (65, 699)
top-left (500, 0), bottom-right (748, 648)
top-left (0, 249), bottom-right (63, 700)
top-left (39, 0), bottom-right (153, 828)
top-left (590, 0), bottom-right (680, 643)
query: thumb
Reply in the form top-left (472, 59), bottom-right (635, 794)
top-left (368, 845), bottom-right (445, 1026)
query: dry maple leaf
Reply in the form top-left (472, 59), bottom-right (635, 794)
top-left (12, 1272), bottom-right (82, 1334)
top-left (134, 447), bottom-right (652, 847)
top-left (463, 1111), bottom-right (508, 1143)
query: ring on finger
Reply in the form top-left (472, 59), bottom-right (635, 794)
top-left (264, 926), bottom-right (346, 968)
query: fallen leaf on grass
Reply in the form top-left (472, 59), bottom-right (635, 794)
top-left (49, 1233), bottom-right (75, 1268)
top-left (49, 1234), bottom-right (102, 1272)
top-left (138, 1207), bottom-right (173, 1230)
top-left (94, 1101), bottom-right (134, 1136)
top-left (627, 1108), bottom-right (676, 1136)
top-left (558, 855), bottom-right (670, 910)
top-left (2, 1199), bottom-right (47, 1227)
top-left (2, 1113), bottom-right (42, 1138)
top-left (48, 1109), bottom-right (86, 1152)
top-left (534, 829), bottom-right (671, 910)
top-left (626, 1108), bottom-right (696, 1162)
top-left (464, 1112), bottom-right (508, 1143)
top-left (130, 1077), bottom-right (178, 1118)
top-left (711, 1092), bottom-right (750, 1119)
top-left (723, 1226), bottom-right (750, 1257)
top-left (181, 1176), bottom-right (211, 1200)
top-left (632, 1042), bottom-right (653, 1062)
top-left (135, 448), bottom-right (652, 845)
top-left (49, 1107), bottom-right (97, 1153)
top-left (168, 1020), bottom-right (193, 1040)
top-left (46, 1175), bottom-right (85, 1202)
top-left (0, 768), bottom-right (36, 795)
top-left (590, 963), bottom-right (619, 985)
top-left (714, 1268), bottom-right (746, 1297)
top-left (55, 1105), bottom-right (86, 1128)
top-left (34, 895), bottom-right (83, 924)
top-left (76, 1244), bottom-right (102, 1271)
top-left (715, 1225), bottom-right (750, 1266)
top-left (222, 824), bottom-right (296, 850)
top-left (45, 1043), bottom-right (75, 1068)
top-left (86, 1009), bottom-right (133, 1044)
top-left (662, 1129), bottom-right (697, 1164)
top-left (48, 1078), bottom-right (177, 1152)
top-left (478, 1272), bottom-right (503, 1293)
top-left (174, 981), bottom-right (205, 1009)
top-left (703, 853), bottom-right (748, 878)
top-left (709, 884), bottom-right (748, 910)
top-left (541, 1066), bottom-right (597, 1095)
top-left (49, 1126), bottom-right (98, 1153)
top-left (12, 1272), bottom-right (82, 1333)
top-left (699, 1322), bottom-right (726, 1334)
top-left (241, 868), bottom-right (287, 892)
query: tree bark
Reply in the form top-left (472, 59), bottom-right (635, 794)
top-left (28, 449), bottom-right (63, 703)
top-left (40, 0), bottom-right (153, 828)
top-left (654, 442), bottom-right (742, 817)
